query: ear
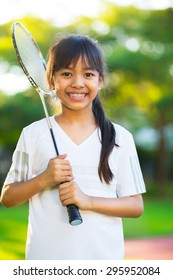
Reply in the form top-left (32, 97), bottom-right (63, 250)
top-left (51, 76), bottom-right (55, 90)
top-left (98, 76), bottom-right (104, 90)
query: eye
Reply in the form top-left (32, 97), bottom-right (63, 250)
top-left (85, 72), bottom-right (95, 77)
top-left (62, 72), bottom-right (72, 77)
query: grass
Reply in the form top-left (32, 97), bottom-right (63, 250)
top-left (0, 203), bottom-right (28, 260)
top-left (0, 197), bottom-right (173, 260)
top-left (123, 197), bottom-right (173, 238)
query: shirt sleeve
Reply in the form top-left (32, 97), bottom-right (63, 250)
top-left (3, 129), bottom-right (29, 186)
top-left (116, 131), bottom-right (146, 197)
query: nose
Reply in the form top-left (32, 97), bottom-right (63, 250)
top-left (71, 75), bottom-right (84, 88)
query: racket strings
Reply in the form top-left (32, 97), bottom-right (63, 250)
top-left (13, 24), bottom-right (49, 92)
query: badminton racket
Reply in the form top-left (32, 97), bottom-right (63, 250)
top-left (12, 22), bottom-right (83, 226)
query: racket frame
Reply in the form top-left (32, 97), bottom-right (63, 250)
top-left (12, 22), bottom-right (58, 153)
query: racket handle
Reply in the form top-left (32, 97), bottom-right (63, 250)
top-left (67, 204), bottom-right (83, 226)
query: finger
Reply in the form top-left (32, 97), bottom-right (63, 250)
top-left (62, 198), bottom-right (75, 207)
top-left (59, 193), bottom-right (77, 207)
top-left (53, 167), bottom-right (72, 180)
top-left (51, 154), bottom-right (71, 166)
top-left (59, 183), bottom-right (77, 199)
top-left (59, 184), bottom-right (71, 195)
top-left (50, 154), bottom-right (67, 163)
top-left (59, 176), bottom-right (74, 183)
top-left (59, 180), bottom-right (76, 190)
top-left (59, 180), bottom-right (71, 187)
top-left (55, 170), bottom-right (73, 179)
top-left (56, 164), bottom-right (72, 172)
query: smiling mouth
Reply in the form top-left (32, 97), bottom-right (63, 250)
top-left (68, 93), bottom-right (86, 98)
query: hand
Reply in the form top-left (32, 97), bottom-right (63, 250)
top-left (59, 180), bottom-right (91, 211)
top-left (41, 154), bottom-right (73, 188)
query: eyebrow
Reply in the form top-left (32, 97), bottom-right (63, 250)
top-left (84, 67), bottom-right (97, 71)
top-left (64, 66), bottom-right (97, 71)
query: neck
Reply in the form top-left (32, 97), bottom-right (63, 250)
top-left (55, 106), bottom-right (97, 126)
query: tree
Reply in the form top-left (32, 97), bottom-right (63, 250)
top-left (0, 90), bottom-right (44, 149)
top-left (1, 4), bottom-right (173, 190)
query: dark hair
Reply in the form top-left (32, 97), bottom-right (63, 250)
top-left (46, 34), bottom-right (118, 184)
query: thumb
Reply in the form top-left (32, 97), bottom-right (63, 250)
top-left (57, 153), bottom-right (68, 160)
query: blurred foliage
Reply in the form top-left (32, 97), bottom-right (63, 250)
top-left (0, 90), bottom-right (44, 148)
top-left (0, 16), bottom-right (58, 63)
top-left (1, 3), bottom-right (173, 194)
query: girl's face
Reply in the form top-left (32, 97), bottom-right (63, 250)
top-left (53, 56), bottom-right (103, 112)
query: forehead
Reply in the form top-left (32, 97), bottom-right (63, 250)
top-left (67, 56), bottom-right (96, 70)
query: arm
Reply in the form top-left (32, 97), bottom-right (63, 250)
top-left (87, 194), bottom-right (144, 218)
top-left (59, 181), bottom-right (144, 218)
top-left (0, 154), bottom-right (73, 208)
top-left (1, 174), bottom-right (49, 208)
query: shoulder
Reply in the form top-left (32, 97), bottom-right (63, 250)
top-left (19, 117), bottom-right (56, 150)
top-left (112, 122), bottom-right (134, 146)
top-left (21, 117), bottom-right (54, 144)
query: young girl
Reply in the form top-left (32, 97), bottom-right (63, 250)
top-left (1, 34), bottom-right (146, 260)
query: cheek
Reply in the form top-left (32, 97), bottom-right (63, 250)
top-left (54, 80), bottom-right (65, 93)
top-left (93, 83), bottom-right (100, 92)
top-left (54, 77), bottom-right (69, 90)
top-left (55, 84), bottom-right (60, 92)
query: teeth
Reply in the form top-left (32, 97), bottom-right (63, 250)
top-left (69, 93), bottom-right (85, 97)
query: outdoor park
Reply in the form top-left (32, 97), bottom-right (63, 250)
top-left (0, 0), bottom-right (173, 260)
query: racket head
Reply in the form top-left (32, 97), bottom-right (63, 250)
top-left (12, 22), bottom-right (50, 94)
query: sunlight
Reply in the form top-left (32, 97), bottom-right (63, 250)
top-left (0, 65), bottom-right (30, 95)
top-left (111, 0), bottom-right (173, 10)
top-left (1, 0), bottom-right (173, 26)
top-left (0, 0), bottom-right (102, 26)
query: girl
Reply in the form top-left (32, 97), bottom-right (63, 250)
top-left (1, 34), bottom-right (146, 260)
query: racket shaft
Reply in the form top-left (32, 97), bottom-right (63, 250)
top-left (40, 93), bottom-right (82, 225)
top-left (50, 128), bottom-right (59, 155)
top-left (39, 92), bottom-right (59, 155)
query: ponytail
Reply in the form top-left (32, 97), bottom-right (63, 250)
top-left (92, 95), bottom-right (118, 184)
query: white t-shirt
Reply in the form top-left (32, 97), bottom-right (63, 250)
top-left (4, 116), bottom-right (146, 260)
